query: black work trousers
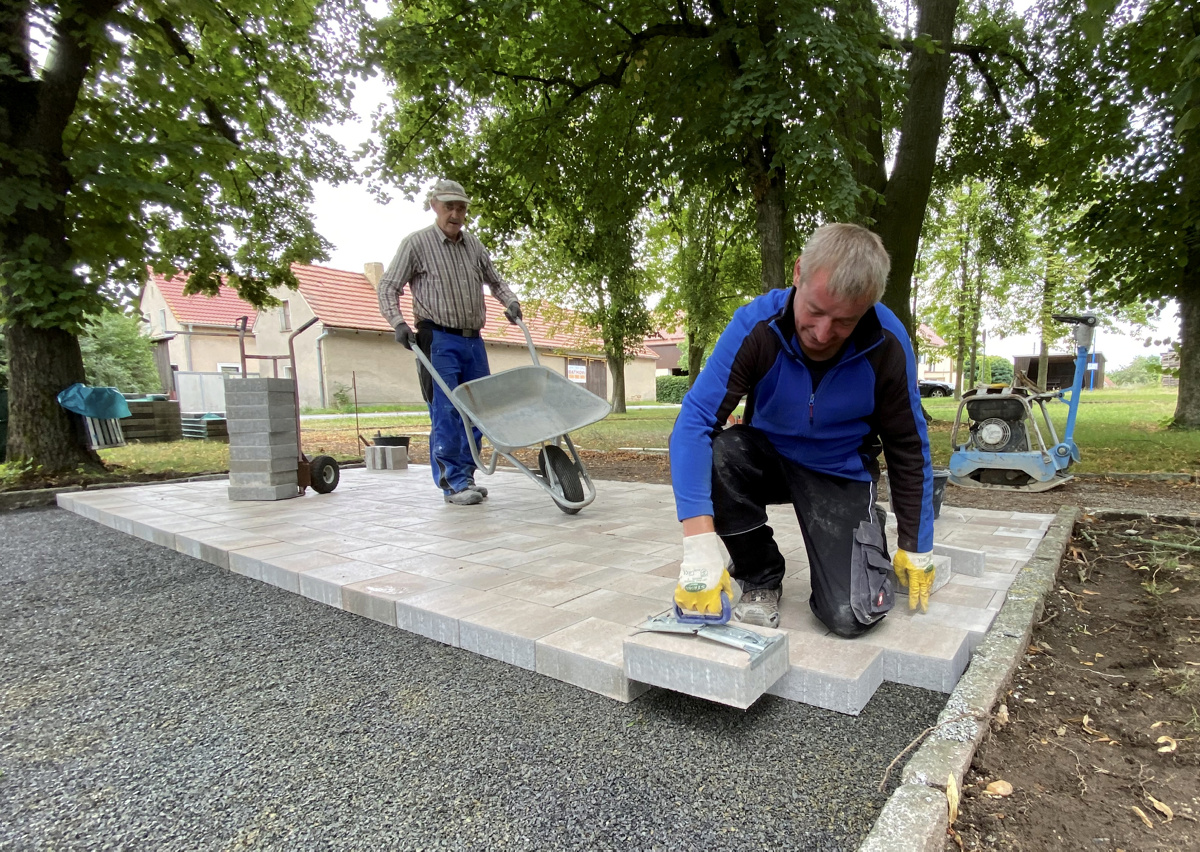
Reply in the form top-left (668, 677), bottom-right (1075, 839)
top-left (711, 425), bottom-right (893, 638)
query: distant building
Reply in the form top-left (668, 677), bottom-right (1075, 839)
top-left (253, 263), bottom-right (659, 410)
top-left (139, 272), bottom-right (259, 393)
top-left (645, 320), bottom-right (687, 376)
top-left (1012, 353), bottom-right (1106, 390)
top-left (916, 324), bottom-right (953, 384)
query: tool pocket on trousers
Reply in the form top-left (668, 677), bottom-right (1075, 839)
top-left (850, 519), bottom-right (894, 625)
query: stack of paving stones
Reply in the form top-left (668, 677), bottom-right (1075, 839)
top-left (122, 399), bottom-right (183, 442)
top-left (364, 444), bottom-right (408, 472)
top-left (223, 376), bottom-right (299, 501)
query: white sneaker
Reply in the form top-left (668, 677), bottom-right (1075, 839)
top-left (733, 587), bottom-right (781, 628)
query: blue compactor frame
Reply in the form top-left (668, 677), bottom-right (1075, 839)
top-left (948, 314), bottom-right (1098, 493)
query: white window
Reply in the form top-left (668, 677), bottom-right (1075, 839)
top-left (216, 363), bottom-right (242, 375)
top-left (279, 301), bottom-right (291, 332)
top-left (157, 309), bottom-right (167, 332)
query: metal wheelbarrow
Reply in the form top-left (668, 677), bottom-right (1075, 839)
top-left (411, 319), bottom-right (611, 514)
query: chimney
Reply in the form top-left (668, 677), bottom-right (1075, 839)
top-left (364, 262), bottom-right (384, 289)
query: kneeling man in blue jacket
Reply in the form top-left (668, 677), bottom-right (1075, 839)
top-left (669, 223), bottom-right (936, 636)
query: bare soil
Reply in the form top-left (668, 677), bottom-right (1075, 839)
top-left (949, 516), bottom-right (1200, 850)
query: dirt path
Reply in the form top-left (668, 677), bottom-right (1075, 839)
top-left (949, 516), bottom-right (1200, 850)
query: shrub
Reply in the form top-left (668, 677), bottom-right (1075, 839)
top-left (656, 375), bottom-right (690, 403)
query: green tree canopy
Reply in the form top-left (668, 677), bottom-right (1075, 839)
top-left (2, 0), bottom-right (367, 470)
top-left (1028, 0), bottom-right (1199, 424)
top-left (78, 311), bottom-right (160, 393)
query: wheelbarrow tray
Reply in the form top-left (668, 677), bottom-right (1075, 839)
top-left (452, 365), bottom-right (610, 453)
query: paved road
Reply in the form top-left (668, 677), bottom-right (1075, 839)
top-left (0, 508), bottom-right (944, 851)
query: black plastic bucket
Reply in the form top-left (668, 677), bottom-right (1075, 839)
top-left (373, 435), bottom-right (410, 448)
top-left (932, 469), bottom-right (950, 519)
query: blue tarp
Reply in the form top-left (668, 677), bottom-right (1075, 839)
top-left (56, 384), bottom-right (131, 420)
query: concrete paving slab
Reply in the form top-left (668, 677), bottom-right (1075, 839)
top-left (536, 617), bottom-right (650, 702)
top-left (394, 585), bottom-right (507, 646)
top-left (341, 571), bottom-right (450, 625)
top-left (624, 625), bottom-right (789, 709)
top-left (459, 600), bottom-right (585, 670)
top-left (767, 633), bottom-right (883, 715)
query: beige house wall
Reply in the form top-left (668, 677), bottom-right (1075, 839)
top-left (623, 357), bottom-right (657, 403)
top-left (254, 292), bottom-right (322, 402)
top-left (321, 330), bottom-right (420, 408)
top-left (139, 282), bottom-right (254, 374)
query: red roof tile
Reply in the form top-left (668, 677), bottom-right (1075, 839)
top-left (289, 263), bottom-right (657, 359)
top-left (918, 323), bottom-right (948, 348)
top-left (149, 272), bottom-right (258, 328)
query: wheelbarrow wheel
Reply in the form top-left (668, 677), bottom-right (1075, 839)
top-left (309, 455), bottom-right (340, 494)
top-left (538, 445), bottom-right (583, 514)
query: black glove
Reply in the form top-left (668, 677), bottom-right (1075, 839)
top-left (504, 301), bottom-right (522, 323)
top-left (394, 321), bottom-right (417, 350)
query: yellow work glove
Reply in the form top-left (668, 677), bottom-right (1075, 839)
top-left (893, 550), bottom-right (935, 613)
top-left (675, 532), bottom-right (734, 617)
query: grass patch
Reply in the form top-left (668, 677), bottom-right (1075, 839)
top-left (10, 387), bottom-right (1194, 485)
top-left (300, 403), bottom-right (428, 415)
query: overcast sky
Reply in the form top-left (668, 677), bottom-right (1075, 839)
top-left (310, 72), bottom-right (1179, 371)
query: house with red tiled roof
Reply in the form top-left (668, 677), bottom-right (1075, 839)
top-left (644, 315), bottom-right (688, 376)
top-left (917, 322), bottom-right (954, 385)
top-left (140, 272), bottom-right (259, 393)
top-left (251, 263), bottom-right (658, 409)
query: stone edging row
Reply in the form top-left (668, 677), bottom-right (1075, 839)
top-left (0, 463), bottom-right (369, 512)
top-left (858, 506), bottom-right (1200, 851)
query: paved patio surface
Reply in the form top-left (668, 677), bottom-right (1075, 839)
top-left (56, 466), bottom-right (1053, 714)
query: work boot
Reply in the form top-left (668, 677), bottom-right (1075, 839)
top-left (466, 479), bottom-right (488, 498)
top-left (733, 587), bottom-right (781, 628)
top-left (443, 489), bottom-right (484, 506)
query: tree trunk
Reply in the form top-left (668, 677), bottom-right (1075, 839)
top-left (1, 0), bottom-right (115, 472)
top-left (872, 0), bottom-right (960, 337)
top-left (748, 129), bottom-right (787, 294)
top-left (5, 322), bottom-right (101, 470)
top-left (687, 328), bottom-right (704, 386)
top-left (608, 356), bottom-right (627, 415)
top-left (1037, 271), bottom-right (1055, 391)
top-left (954, 310), bottom-right (966, 399)
top-left (1172, 101), bottom-right (1200, 427)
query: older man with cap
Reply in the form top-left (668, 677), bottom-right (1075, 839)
top-left (377, 179), bottom-right (523, 506)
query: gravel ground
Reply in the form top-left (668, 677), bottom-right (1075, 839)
top-left (1, 508), bottom-right (945, 851)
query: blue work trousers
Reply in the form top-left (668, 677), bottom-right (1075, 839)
top-left (421, 329), bottom-right (489, 495)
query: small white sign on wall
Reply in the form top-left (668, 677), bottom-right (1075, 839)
top-left (567, 361), bottom-right (587, 383)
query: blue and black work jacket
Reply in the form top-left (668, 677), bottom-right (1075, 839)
top-left (669, 286), bottom-right (934, 553)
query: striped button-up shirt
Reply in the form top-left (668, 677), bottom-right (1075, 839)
top-left (377, 224), bottom-right (518, 332)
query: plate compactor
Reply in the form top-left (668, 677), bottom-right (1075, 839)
top-left (948, 313), bottom-right (1098, 493)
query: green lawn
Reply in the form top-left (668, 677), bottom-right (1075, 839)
top-left (88, 386), bottom-right (1197, 478)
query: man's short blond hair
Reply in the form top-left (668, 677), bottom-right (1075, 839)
top-left (797, 223), bottom-right (890, 303)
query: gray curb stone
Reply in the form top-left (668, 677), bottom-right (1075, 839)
top-left (859, 784), bottom-right (949, 852)
top-left (858, 505), bottom-right (1079, 852)
top-left (0, 463), bottom-right (367, 512)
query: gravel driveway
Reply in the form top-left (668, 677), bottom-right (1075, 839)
top-left (1, 508), bottom-right (945, 851)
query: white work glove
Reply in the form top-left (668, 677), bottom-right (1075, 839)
top-left (675, 532), bottom-right (734, 616)
top-left (893, 550), bottom-right (935, 613)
